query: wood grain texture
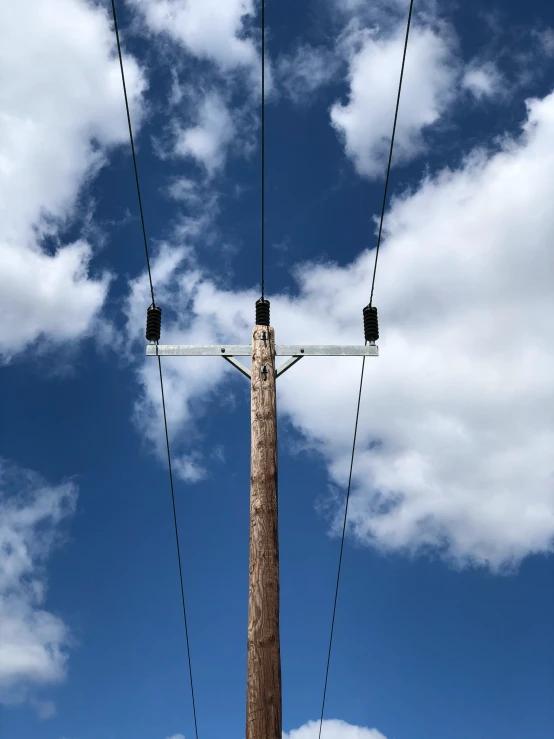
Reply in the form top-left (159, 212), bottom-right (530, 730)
top-left (246, 325), bottom-right (282, 739)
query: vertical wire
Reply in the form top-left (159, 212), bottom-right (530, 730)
top-left (261, 0), bottom-right (266, 299)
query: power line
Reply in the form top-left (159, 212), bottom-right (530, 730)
top-left (261, 0), bottom-right (266, 299)
top-left (318, 357), bottom-right (366, 739)
top-left (318, 2), bottom-right (415, 736)
top-left (110, 0), bottom-right (155, 308)
top-left (369, 0), bottom-right (415, 308)
top-left (109, 3), bottom-right (200, 738)
top-left (156, 352), bottom-right (200, 739)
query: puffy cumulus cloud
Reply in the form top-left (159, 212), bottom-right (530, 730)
top-left (129, 0), bottom-right (258, 73)
top-left (0, 462), bottom-right (77, 710)
top-left (284, 720), bottom-right (386, 739)
top-left (1, 240), bottom-right (111, 362)
top-left (0, 0), bottom-right (146, 360)
top-left (174, 91), bottom-right (236, 176)
top-left (278, 1), bottom-right (443, 108)
top-left (167, 735), bottom-right (185, 739)
top-left (331, 23), bottom-right (458, 178)
top-left (127, 88), bottom-right (554, 570)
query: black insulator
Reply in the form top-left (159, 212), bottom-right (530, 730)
top-left (146, 305), bottom-right (162, 342)
top-left (256, 297), bottom-right (270, 326)
top-left (363, 305), bottom-right (379, 342)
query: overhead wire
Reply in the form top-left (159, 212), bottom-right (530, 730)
top-left (109, 3), bottom-right (200, 738)
top-left (369, 0), bottom-right (415, 308)
top-left (317, 2), bottom-right (415, 737)
top-left (261, 0), bottom-right (266, 299)
top-left (110, 0), bottom-right (155, 308)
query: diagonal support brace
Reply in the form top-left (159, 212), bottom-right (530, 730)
top-left (222, 355), bottom-right (251, 379)
top-left (275, 355), bottom-right (303, 378)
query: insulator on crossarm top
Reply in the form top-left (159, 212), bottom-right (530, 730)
top-left (363, 305), bottom-right (379, 343)
top-left (146, 304), bottom-right (162, 342)
top-left (256, 297), bottom-right (270, 326)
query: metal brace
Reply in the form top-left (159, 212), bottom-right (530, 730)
top-left (222, 355), bottom-right (251, 379)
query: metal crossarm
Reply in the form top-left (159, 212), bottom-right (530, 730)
top-left (276, 345), bottom-right (378, 357)
top-left (146, 344), bottom-right (378, 358)
top-left (146, 344), bottom-right (252, 356)
top-left (146, 341), bottom-right (378, 381)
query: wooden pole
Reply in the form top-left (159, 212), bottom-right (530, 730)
top-left (246, 324), bottom-right (282, 739)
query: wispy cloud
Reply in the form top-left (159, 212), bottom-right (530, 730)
top-left (470, 11), bottom-right (554, 90)
top-left (30, 698), bottom-right (57, 720)
top-left (174, 454), bottom-right (207, 484)
top-left (173, 90), bottom-right (236, 176)
top-left (462, 61), bottom-right (504, 101)
top-left (277, 45), bottom-right (340, 103)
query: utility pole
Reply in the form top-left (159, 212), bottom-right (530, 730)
top-left (247, 323), bottom-right (281, 738)
top-left (146, 301), bottom-right (379, 739)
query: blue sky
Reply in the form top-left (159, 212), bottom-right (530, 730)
top-left (1, 1), bottom-right (554, 738)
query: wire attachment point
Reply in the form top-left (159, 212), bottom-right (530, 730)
top-left (363, 305), bottom-right (379, 343)
top-left (146, 304), bottom-right (162, 342)
top-left (256, 297), bottom-right (270, 326)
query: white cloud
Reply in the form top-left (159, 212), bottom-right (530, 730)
top-left (0, 462), bottom-right (77, 707)
top-left (127, 87), bottom-right (554, 571)
top-left (1, 241), bottom-right (111, 362)
top-left (0, 0), bottom-right (146, 360)
top-left (331, 0), bottom-right (438, 22)
top-left (331, 23), bottom-right (458, 178)
top-left (278, 45), bottom-right (340, 102)
top-left (126, 247), bottom-right (251, 483)
top-left (335, 0), bottom-right (366, 10)
top-left (284, 720), bottom-right (386, 739)
top-left (173, 454), bottom-right (207, 484)
top-left (131, 0), bottom-right (271, 176)
top-left (167, 734), bottom-right (185, 739)
top-left (462, 61), bottom-right (504, 101)
top-left (167, 178), bottom-right (203, 205)
top-left (174, 91), bottom-right (236, 175)
top-left (129, 0), bottom-right (258, 72)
